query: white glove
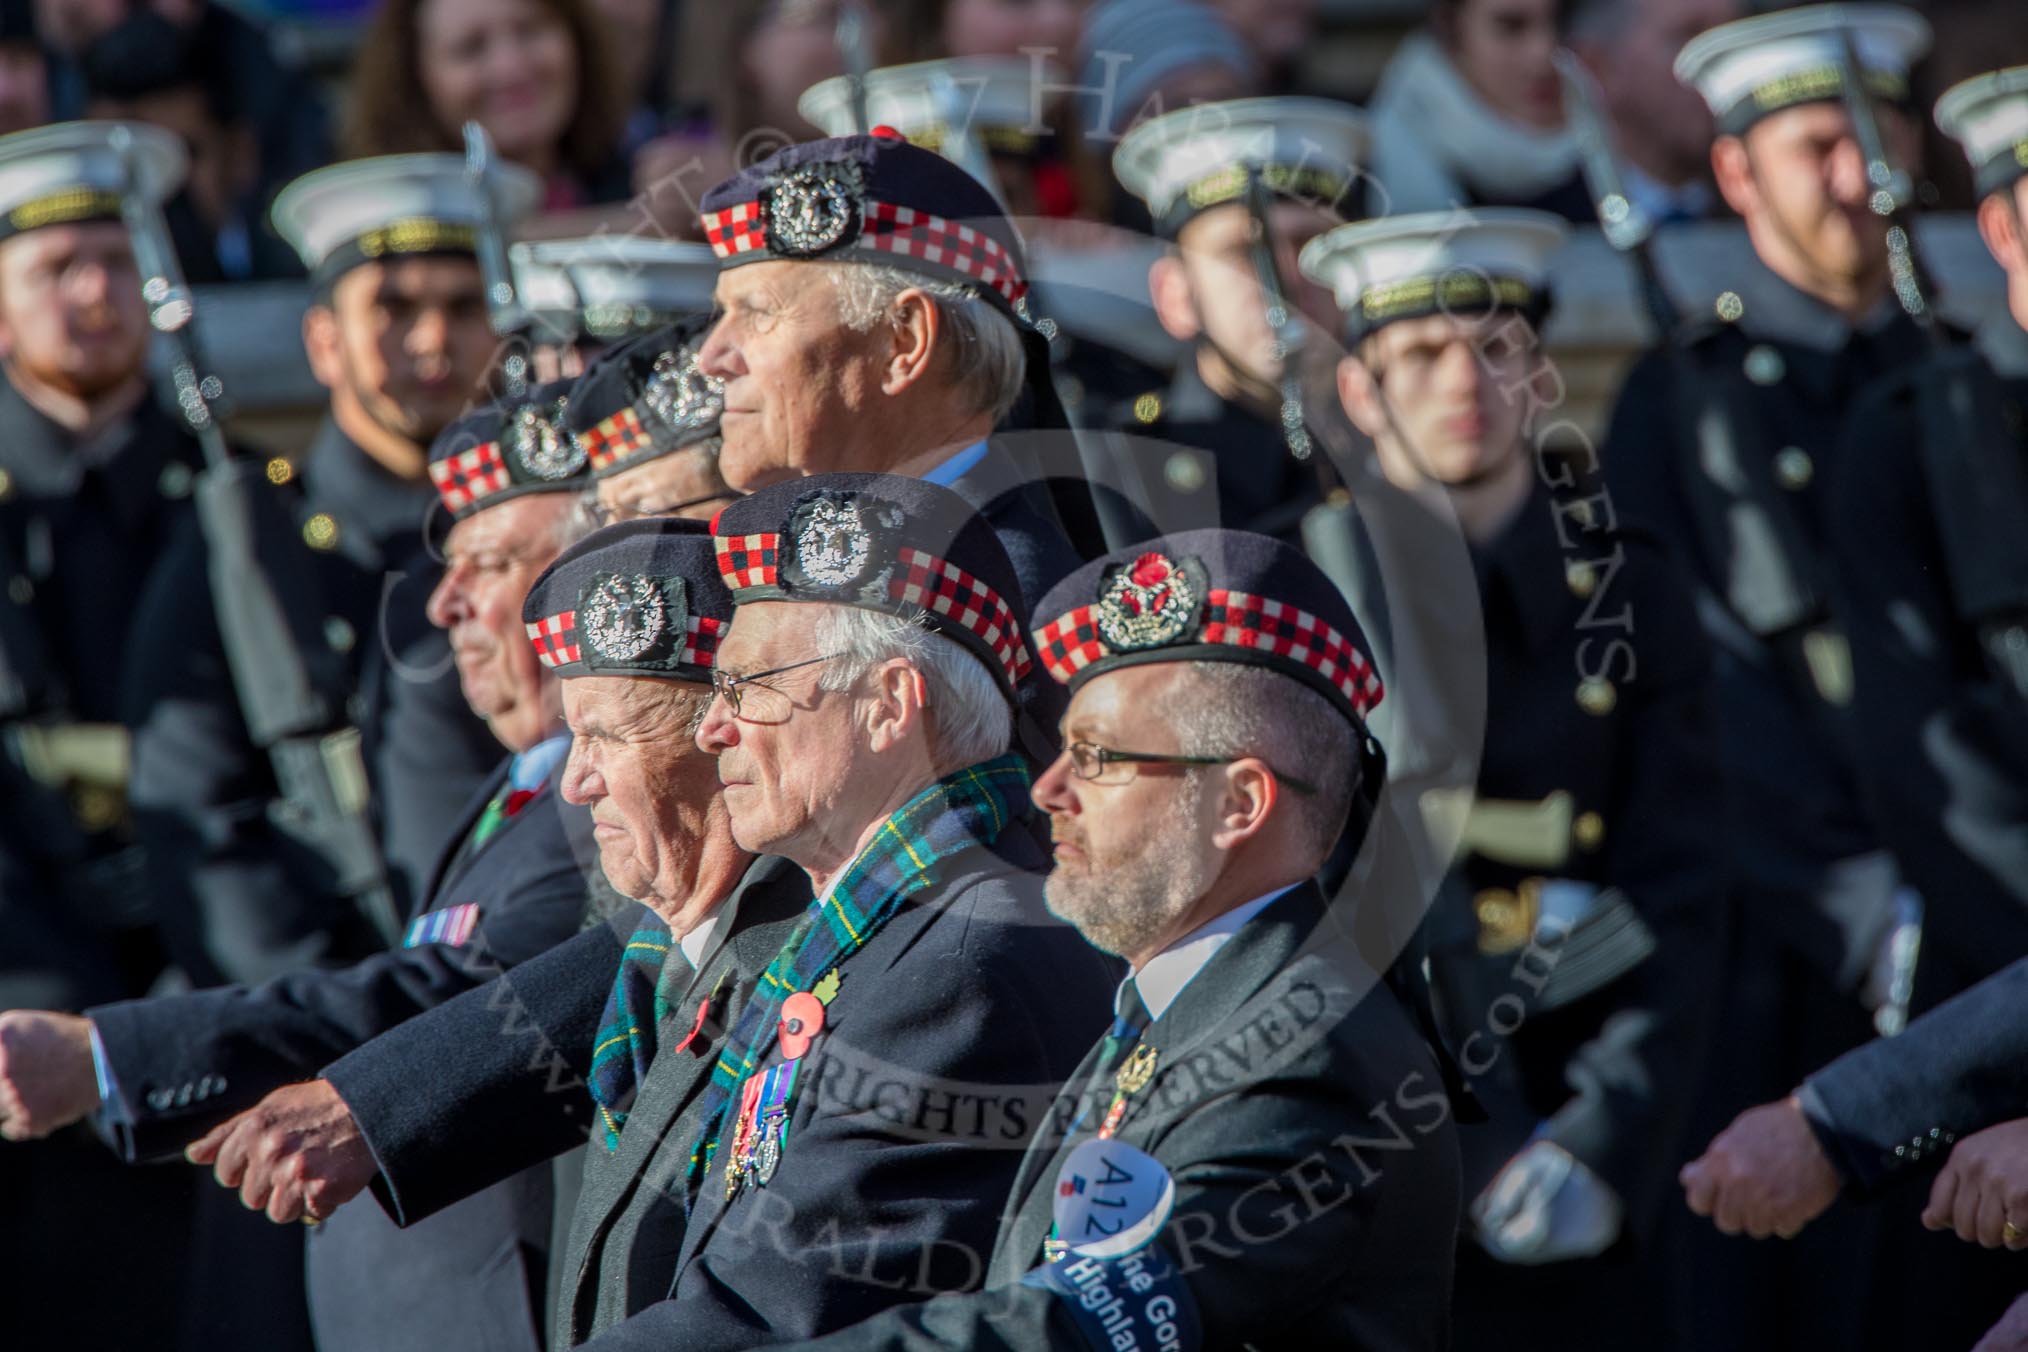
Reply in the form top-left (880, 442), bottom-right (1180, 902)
top-left (1472, 1139), bottom-right (1623, 1264)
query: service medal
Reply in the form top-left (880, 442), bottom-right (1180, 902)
top-left (1115, 1043), bottom-right (1159, 1095)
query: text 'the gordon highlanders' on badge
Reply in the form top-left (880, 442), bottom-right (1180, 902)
top-left (521, 517), bottom-right (734, 681)
top-left (712, 472), bottom-right (1034, 700)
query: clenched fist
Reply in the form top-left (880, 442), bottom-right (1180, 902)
top-left (1681, 1095), bottom-right (1843, 1239)
top-left (0, 1010), bottom-right (100, 1141)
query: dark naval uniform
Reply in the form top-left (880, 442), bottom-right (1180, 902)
top-left (1425, 483), bottom-right (1726, 1351)
top-left (123, 416), bottom-right (497, 989)
top-left (1827, 314), bottom-right (2028, 993)
top-left (1094, 358), bottom-right (1324, 543)
top-left (1601, 259), bottom-right (1980, 1350)
top-left (88, 739), bottom-right (603, 1352)
top-left (0, 379), bottom-right (210, 1350)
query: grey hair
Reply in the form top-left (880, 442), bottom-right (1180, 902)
top-left (1171, 662), bottom-right (1357, 861)
top-left (811, 603), bottom-right (1012, 771)
top-left (826, 263), bottom-right (1027, 426)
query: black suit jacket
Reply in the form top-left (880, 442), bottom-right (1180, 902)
top-left (1803, 955), bottom-right (2028, 1194)
top-left (572, 829), bottom-right (1118, 1352)
top-left (770, 883), bottom-right (1463, 1352)
top-left (90, 753), bottom-right (603, 1352)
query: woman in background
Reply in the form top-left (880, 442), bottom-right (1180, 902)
top-left (345, 0), bottom-right (631, 210)
top-left (1367, 0), bottom-right (1590, 220)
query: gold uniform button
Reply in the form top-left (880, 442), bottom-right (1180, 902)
top-left (1744, 344), bottom-right (1786, 386)
top-left (1774, 447), bottom-right (1814, 490)
top-left (324, 616), bottom-right (357, 654)
top-left (1164, 452), bottom-right (1207, 493)
top-left (158, 462), bottom-right (194, 499)
top-left (266, 457), bottom-right (295, 486)
top-left (8, 574), bottom-right (31, 604)
top-left (1132, 392), bottom-right (1163, 425)
top-left (0, 468), bottom-right (13, 501)
top-left (1573, 811), bottom-right (1606, 852)
top-left (1473, 883), bottom-right (1540, 955)
top-left (1576, 677), bottom-right (1617, 716)
top-left (1566, 560), bottom-right (1597, 598)
top-left (1715, 291), bottom-right (1745, 323)
top-left (303, 513), bottom-right (341, 551)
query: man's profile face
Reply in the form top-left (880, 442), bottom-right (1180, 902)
top-left (0, 222), bottom-right (149, 400)
top-left (593, 443), bottom-right (735, 522)
top-left (561, 675), bottom-right (719, 904)
top-left (1342, 310), bottom-right (1539, 490)
top-left (1731, 100), bottom-right (1920, 291)
top-left (1171, 199), bottom-right (1343, 387)
top-left (697, 262), bottom-right (884, 492)
top-left (694, 601), bottom-right (865, 866)
top-left (321, 256), bottom-right (496, 448)
top-left (1031, 663), bottom-right (1222, 960)
top-left (424, 492), bottom-right (570, 753)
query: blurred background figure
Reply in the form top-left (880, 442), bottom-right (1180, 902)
top-left (1367, 0), bottom-right (1588, 219)
top-left (1566, 0), bottom-right (1741, 224)
top-left (80, 9), bottom-right (304, 280)
top-left (0, 0), bottom-right (49, 136)
top-left (343, 0), bottom-right (631, 212)
top-left (1077, 0), bottom-right (1257, 145)
top-left (38, 0), bottom-right (330, 212)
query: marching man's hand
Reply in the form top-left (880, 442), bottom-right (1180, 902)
top-left (0, 1010), bottom-right (100, 1141)
top-left (1921, 1118), bottom-right (2028, 1250)
top-left (185, 1079), bottom-right (377, 1225)
top-left (1681, 1095), bottom-right (1842, 1239)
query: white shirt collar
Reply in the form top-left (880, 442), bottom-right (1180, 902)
top-left (678, 881), bottom-right (744, 972)
top-left (1124, 884), bottom-right (1298, 1022)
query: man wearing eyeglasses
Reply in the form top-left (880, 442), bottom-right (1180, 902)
top-left (215, 474), bottom-right (1117, 1351)
top-left (749, 526), bottom-right (1462, 1352)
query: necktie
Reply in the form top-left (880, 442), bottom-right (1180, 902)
top-left (588, 919), bottom-right (696, 1151)
top-left (1096, 979), bottom-right (1153, 1080)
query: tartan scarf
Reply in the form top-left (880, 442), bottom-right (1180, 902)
top-left (682, 754), bottom-right (1029, 1208)
top-left (587, 908), bottom-right (688, 1152)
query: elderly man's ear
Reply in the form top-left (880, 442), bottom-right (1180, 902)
top-left (1208, 759), bottom-right (1282, 851)
top-left (863, 659), bottom-right (932, 754)
top-left (879, 289), bottom-right (945, 395)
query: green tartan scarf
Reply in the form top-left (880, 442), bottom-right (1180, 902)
top-left (682, 754), bottom-right (1029, 1210)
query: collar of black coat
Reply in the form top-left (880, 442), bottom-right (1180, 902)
top-left (1131, 882), bottom-right (1335, 1066)
top-left (0, 376), bottom-right (194, 527)
top-left (1472, 478), bottom-right (1590, 660)
top-left (301, 416), bottom-right (439, 566)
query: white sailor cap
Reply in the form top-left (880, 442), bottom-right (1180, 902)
top-left (798, 57), bottom-right (1063, 160)
top-left (1674, 3), bottom-right (1930, 138)
top-left (511, 236), bottom-right (720, 342)
top-left (1112, 96), bottom-right (1368, 237)
top-left (271, 152), bottom-right (541, 288)
top-left (1936, 67), bottom-right (2028, 201)
top-left (1298, 208), bottom-right (1568, 341)
top-left (0, 120), bottom-right (183, 242)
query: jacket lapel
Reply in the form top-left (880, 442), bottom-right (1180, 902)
top-left (417, 758), bottom-right (512, 916)
top-left (990, 884), bottom-right (1329, 1283)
